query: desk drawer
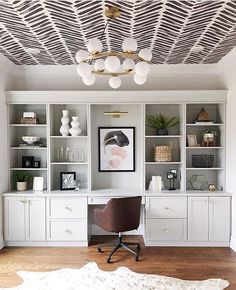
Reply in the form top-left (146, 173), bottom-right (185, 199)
top-left (47, 197), bottom-right (87, 219)
top-left (88, 196), bottom-right (145, 205)
top-left (146, 197), bottom-right (187, 218)
top-left (47, 219), bottom-right (87, 241)
top-left (146, 219), bottom-right (187, 241)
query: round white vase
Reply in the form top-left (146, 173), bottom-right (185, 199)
top-left (60, 110), bottom-right (70, 136)
top-left (69, 116), bottom-right (82, 136)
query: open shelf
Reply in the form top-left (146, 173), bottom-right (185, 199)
top-left (9, 124), bottom-right (47, 127)
top-left (10, 168), bottom-right (48, 171)
top-left (146, 162), bottom-right (182, 165)
top-left (50, 162), bottom-right (88, 165)
top-left (145, 135), bottom-right (182, 138)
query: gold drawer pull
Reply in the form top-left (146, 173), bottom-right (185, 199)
top-left (65, 229), bottom-right (72, 234)
top-left (65, 206), bottom-right (72, 211)
top-left (20, 200), bottom-right (27, 203)
top-left (163, 228), bottom-right (169, 233)
top-left (164, 207), bottom-right (170, 210)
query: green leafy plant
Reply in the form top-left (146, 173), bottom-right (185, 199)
top-left (15, 172), bottom-right (31, 182)
top-left (146, 114), bottom-right (179, 129)
top-left (201, 129), bottom-right (217, 136)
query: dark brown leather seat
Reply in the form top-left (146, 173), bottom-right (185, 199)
top-left (94, 196), bottom-right (142, 263)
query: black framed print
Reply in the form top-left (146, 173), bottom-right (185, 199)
top-left (98, 127), bottom-right (135, 172)
top-left (60, 172), bottom-right (76, 190)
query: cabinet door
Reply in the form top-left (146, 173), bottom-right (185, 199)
top-left (209, 197), bottom-right (230, 241)
top-left (188, 197), bottom-right (208, 241)
top-left (4, 197), bottom-right (25, 241)
top-left (26, 197), bottom-right (46, 241)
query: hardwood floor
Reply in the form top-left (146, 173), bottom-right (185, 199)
top-left (0, 236), bottom-right (235, 289)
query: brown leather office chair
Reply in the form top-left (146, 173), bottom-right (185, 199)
top-left (94, 196), bottom-right (142, 263)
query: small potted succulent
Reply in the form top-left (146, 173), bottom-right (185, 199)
top-left (15, 172), bottom-right (31, 191)
top-left (146, 114), bottom-right (179, 135)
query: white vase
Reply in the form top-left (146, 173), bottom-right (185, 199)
top-left (60, 110), bottom-right (70, 136)
top-left (69, 116), bottom-right (82, 136)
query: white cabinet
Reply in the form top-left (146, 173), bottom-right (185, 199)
top-left (209, 197), bottom-right (231, 241)
top-left (188, 196), bottom-right (230, 242)
top-left (4, 196), bottom-right (45, 242)
top-left (145, 197), bottom-right (187, 242)
top-left (188, 197), bottom-right (208, 241)
top-left (46, 197), bottom-right (87, 242)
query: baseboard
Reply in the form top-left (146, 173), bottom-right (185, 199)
top-left (230, 236), bottom-right (236, 252)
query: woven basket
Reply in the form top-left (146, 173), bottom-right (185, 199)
top-left (154, 143), bottom-right (172, 162)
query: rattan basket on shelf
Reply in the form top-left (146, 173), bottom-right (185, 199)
top-left (153, 143), bottom-right (172, 162)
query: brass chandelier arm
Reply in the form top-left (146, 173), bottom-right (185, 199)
top-left (92, 70), bottom-right (134, 76)
top-left (82, 51), bottom-right (146, 63)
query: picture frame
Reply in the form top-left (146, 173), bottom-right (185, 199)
top-left (22, 156), bottom-right (34, 168)
top-left (98, 127), bottom-right (135, 172)
top-left (60, 172), bottom-right (76, 190)
top-left (33, 160), bottom-right (41, 168)
top-left (33, 177), bottom-right (44, 191)
top-left (187, 135), bottom-right (198, 147)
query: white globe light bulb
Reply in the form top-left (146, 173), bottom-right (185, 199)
top-left (109, 76), bottom-right (121, 89)
top-left (134, 73), bottom-right (147, 85)
top-left (123, 58), bottom-right (135, 71)
top-left (75, 50), bottom-right (89, 63)
top-left (105, 56), bottom-right (120, 72)
top-left (77, 63), bottom-right (92, 77)
top-left (138, 48), bottom-right (152, 62)
top-left (135, 61), bottom-right (150, 76)
top-left (82, 74), bottom-right (96, 86)
top-left (122, 37), bottom-right (137, 52)
top-left (87, 38), bottom-right (102, 54)
top-left (94, 59), bottom-right (105, 71)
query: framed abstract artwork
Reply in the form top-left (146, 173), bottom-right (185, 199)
top-left (98, 127), bottom-right (135, 172)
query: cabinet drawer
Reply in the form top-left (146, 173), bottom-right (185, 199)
top-left (47, 197), bottom-right (87, 219)
top-left (47, 219), bottom-right (87, 241)
top-left (146, 197), bottom-right (187, 218)
top-left (146, 219), bottom-right (187, 241)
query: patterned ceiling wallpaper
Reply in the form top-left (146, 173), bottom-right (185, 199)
top-left (0, 0), bottom-right (236, 65)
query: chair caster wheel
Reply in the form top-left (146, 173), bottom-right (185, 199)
top-left (106, 257), bottom-right (111, 263)
top-left (137, 244), bottom-right (140, 251)
top-left (97, 247), bottom-right (102, 253)
top-left (134, 255), bottom-right (139, 262)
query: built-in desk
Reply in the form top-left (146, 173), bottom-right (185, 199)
top-left (2, 190), bottom-right (232, 247)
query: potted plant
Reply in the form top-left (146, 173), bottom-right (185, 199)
top-left (201, 129), bottom-right (217, 146)
top-left (146, 114), bottom-right (179, 135)
top-left (15, 172), bottom-right (31, 191)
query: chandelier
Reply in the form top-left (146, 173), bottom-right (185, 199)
top-left (75, 7), bottom-right (152, 89)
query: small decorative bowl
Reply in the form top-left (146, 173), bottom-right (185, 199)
top-left (22, 136), bottom-right (40, 145)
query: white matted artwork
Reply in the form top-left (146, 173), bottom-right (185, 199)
top-left (98, 127), bottom-right (135, 172)
top-left (187, 134), bottom-right (198, 147)
top-left (33, 177), bottom-right (44, 191)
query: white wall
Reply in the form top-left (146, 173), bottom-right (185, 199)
top-left (14, 65), bottom-right (222, 91)
top-left (219, 64), bottom-right (236, 251)
top-left (0, 61), bottom-right (15, 249)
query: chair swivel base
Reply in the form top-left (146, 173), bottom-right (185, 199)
top-left (97, 236), bottom-right (140, 263)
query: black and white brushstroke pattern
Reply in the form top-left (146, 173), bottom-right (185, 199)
top-left (0, 0), bottom-right (236, 65)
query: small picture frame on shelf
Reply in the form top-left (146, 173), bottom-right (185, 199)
top-left (22, 156), bottom-right (34, 168)
top-left (33, 160), bottom-right (41, 168)
top-left (33, 177), bottom-right (44, 191)
top-left (60, 172), bottom-right (76, 191)
top-left (187, 135), bottom-right (198, 147)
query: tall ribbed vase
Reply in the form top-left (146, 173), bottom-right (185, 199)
top-left (69, 116), bottom-right (82, 136)
top-left (59, 110), bottom-right (70, 136)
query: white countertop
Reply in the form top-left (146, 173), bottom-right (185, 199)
top-left (2, 188), bottom-right (232, 197)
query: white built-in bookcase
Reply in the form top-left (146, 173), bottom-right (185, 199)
top-left (6, 91), bottom-right (227, 193)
